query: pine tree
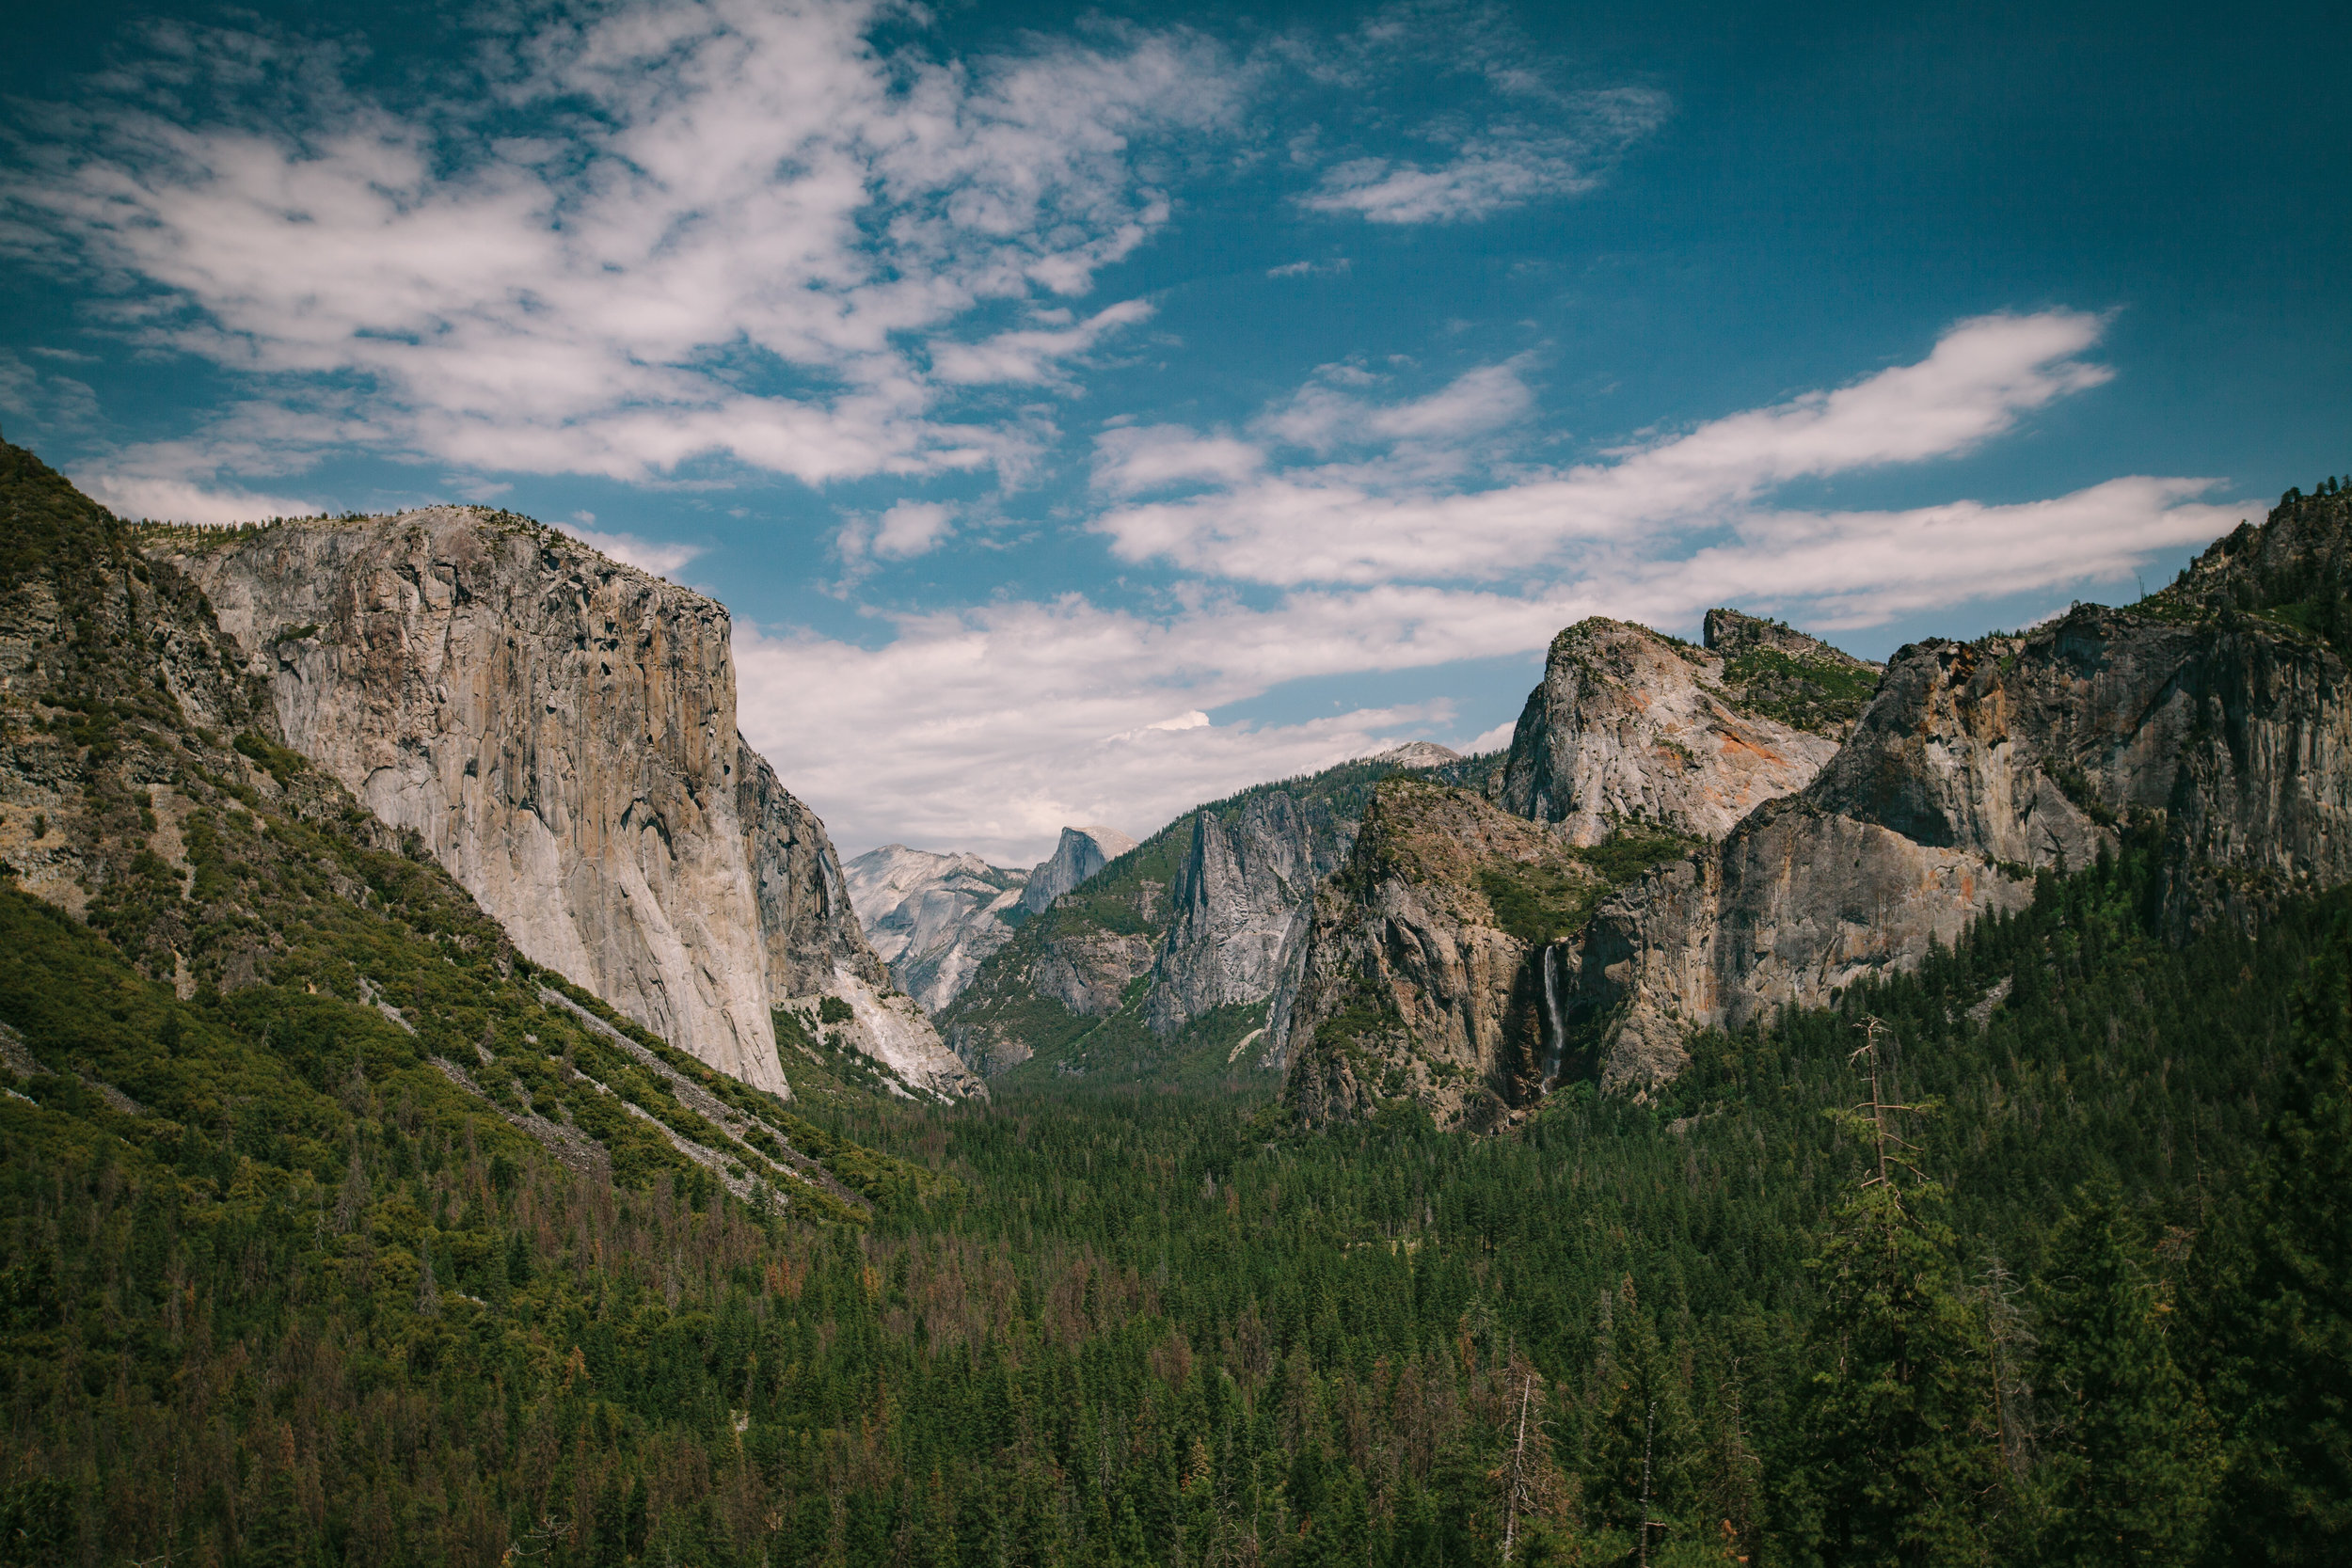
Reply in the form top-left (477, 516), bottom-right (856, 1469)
top-left (1580, 1279), bottom-right (1701, 1565)
top-left (2208, 921), bottom-right (2352, 1564)
top-left (2034, 1186), bottom-right (2217, 1566)
top-left (1781, 1020), bottom-right (2005, 1567)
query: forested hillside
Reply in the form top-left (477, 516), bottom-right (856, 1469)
top-left (8, 829), bottom-right (2351, 1565)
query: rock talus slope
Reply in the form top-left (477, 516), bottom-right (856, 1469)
top-left (160, 508), bottom-right (977, 1100)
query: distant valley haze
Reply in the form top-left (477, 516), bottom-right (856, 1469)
top-left (3, 0), bottom-right (2343, 864)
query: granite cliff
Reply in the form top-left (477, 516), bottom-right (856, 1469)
top-left (1290, 483), bottom-right (2352, 1126)
top-left (1270, 616), bottom-right (1875, 1126)
top-left (844, 845), bottom-right (1028, 1012)
top-left (939, 747), bottom-right (1481, 1078)
top-left (1021, 825), bottom-right (1137, 913)
top-left (1143, 789), bottom-right (1350, 1039)
top-left (155, 507), bottom-right (978, 1101)
top-left (1557, 483), bottom-right (2352, 1095)
top-left (0, 436), bottom-right (917, 1223)
top-left (1496, 612), bottom-right (1876, 844)
top-left (1279, 781), bottom-right (1612, 1131)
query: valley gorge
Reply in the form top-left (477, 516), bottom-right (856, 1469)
top-left (934, 746), bottom-right (1474, 1078)
top-left (8, 429), bottom-right (2352, 1568)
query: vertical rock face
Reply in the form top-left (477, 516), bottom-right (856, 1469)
top-left (158, 508), bottom-right (979, 1101)
top-left (739, 751), bottom-right (983, 1100)
top-left (1021, 824), bottom-right (1137, 913)
top-left (938, 749), bottom-right (1481, 1077)
top-left (1280, 781), bottom-right (1606, 1131)
top-left (1556, 487), bottom-right (2352, 1097)
top-left (843, 845), bottom-right (1027, 1013)
top-left (1145, 789), bottom-right (1350, 1036)
top-left (1497, 616), bottom-right (1875, 846)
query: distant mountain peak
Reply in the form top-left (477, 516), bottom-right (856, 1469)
top-left (1367, 741), bottom-right (1462, 767)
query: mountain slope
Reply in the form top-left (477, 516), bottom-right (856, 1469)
top-left (1292, 483), bottom-right (2352, 1120)
top-left (0, 437), bottom-right (918, 1216)
top-left (6, 434), bottom-right (2349, 1568)
top-left (1555, 482), bottom-right (2352, 1094)
top-left (1020, 824), bottom-right (1137, 914)
top-left (937, 748), bottom-right (1488, 1078)
top-left (843, 844), bottom-right (1027, 1012)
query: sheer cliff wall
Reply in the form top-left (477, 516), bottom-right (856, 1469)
top-left (158, 508), bottom-right (977, 1100)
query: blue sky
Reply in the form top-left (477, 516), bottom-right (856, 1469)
top-left (3, 0), bottom-right (2345, 863)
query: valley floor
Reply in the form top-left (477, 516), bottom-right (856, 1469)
top-left (6, 836), bottom-right (2350, 1566)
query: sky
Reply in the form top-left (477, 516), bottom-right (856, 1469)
top-left (2, 0), bottom-right (2345, 865)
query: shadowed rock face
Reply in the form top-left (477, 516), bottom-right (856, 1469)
top-left (739, 755), bottom-right (983, 1101)
top-left (938, 747), bottom-right (1481, 1079)
top-left (844, 845), bottom-right (1027, 1014)
top-left (1279, 781), bottom-right (1605, 1131)
top-left (1496, 616), bottom-right (1874, 847)
top-left (1557, 487), bottom-right (2352, 1097)
top-left (1021, 825), bottom-right (1137, 914)
top-left (1145, 790), bottom-right (1351, 1037)
top-left (159, 507), bottom-right (980, 1101)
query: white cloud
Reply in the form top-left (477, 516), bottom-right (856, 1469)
top-left (1259, 359), bottom-right (1534, 454)
top-left (563, 525), bottom-right (705, 578)
top-left (738, 590), bottom-right (1470, 859)
top-left (1091, 424), bottom-right (1266, 495)
top-left (1097, 311), bottom-right (2121, 585)
top-left (1142, 710), bottom-right (1211, 733)
top-left (1299, 90), bottom-right (1670, 224)
top-left (71, 472), bottom-right (324, 526)
top-left (871, 501), bottom-right (956, 561)
top-left (928, 300), bottom-right (1155, 387)
top-left (739, 313), bottom-right (2248, 862)
top-left (0, 350), bottom-right (101, 436)
top-left (6, 0), bottom-right (1246, 487)
top-left (1266, 258), bottom-right (1349, 277)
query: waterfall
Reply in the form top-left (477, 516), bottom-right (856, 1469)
top-left (1540, 943), bottom-right (1567, 1087)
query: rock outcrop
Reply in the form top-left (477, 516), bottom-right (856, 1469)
top-left (157, 507), bottom-right (979, 1101)
top-left (1280, 781), bottom-right (1607, 1131)
top-left (1496, 615), bottom-right (1876, 846)
top-left (845, 845), bottom-right (1028, 1013)
top-left (740, 758), bottom-right (982, 1100)
top-left (1554, 486), bottom-right (2352, 1096)
top-left (1021, 824), bottom-right (1137, 914)
top-left (940, 747), bottom-right (1481, 1077)
top-left (1144, 789), bottom-right (1350, 1037)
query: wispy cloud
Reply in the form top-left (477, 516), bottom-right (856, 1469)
top-left (743, 312), bottom-right (2242, 861)
top-left (564, 524), bottom-right (706, 578)
top-left (1095, 311), bottom-right (2122, 584)
top-left (1091, 425), bottom-right (1265, 496)
top-left (1287, 7), bottom-right (1672, 226)
top-left (1300, 97), bottom-right (1669, 224)
top-left (4, 0), bottom-right (1246, 489)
